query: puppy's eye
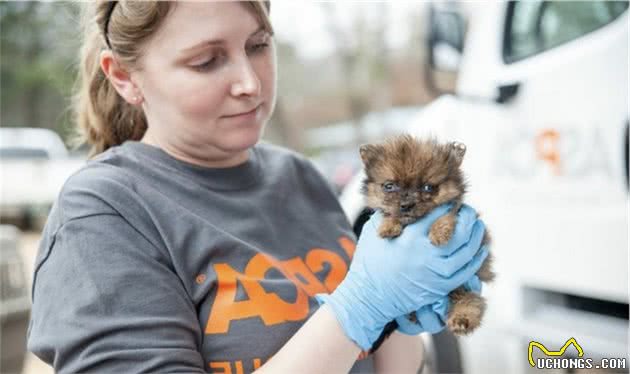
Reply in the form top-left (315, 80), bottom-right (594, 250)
top-left (382, 182), bottom-right (400, 192)
top-left (420, 184), bottom-right (434, 193)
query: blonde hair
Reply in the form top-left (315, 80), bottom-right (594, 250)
top-left (72, 1), bottom-right (272, 157)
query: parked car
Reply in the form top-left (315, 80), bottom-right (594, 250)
top-left (340, 2), bottom-right (628, 373)
top-left (0, 127), bottom-right (69, 159)
top-left (0, 127), bottom-right (85, 230)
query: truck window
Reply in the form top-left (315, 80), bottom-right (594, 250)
top-left (504, 0), bottom-right (628, 63)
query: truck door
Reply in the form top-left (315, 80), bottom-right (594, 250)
top-left (495, 1), bottom-right (628, 303)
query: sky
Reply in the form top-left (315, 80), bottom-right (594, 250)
top-left (270, 1), bottom-right (429, 60)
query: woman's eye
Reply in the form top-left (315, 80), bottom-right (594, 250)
top-left (191, 57), bottom-right (218, 72)
top-left (382, 182), bottom-right (399, 192)
top-left (247, 42), bottom-right (269, 54)
top-left (420, 184), bottom-right (434, 193)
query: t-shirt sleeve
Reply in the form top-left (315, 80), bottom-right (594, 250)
top-left (294, 153), bottom-right (357, 234)
top-left (27, 213), bottom-right (205, 373)
top-left (299, 156), bottom-right (342, 199)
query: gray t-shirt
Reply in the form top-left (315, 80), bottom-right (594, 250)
top-left (27, 141), bottom-right (375, 373)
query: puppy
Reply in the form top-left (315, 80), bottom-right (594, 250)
top-left (359, 135), bottom-right (494, 354)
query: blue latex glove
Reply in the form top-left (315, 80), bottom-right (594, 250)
top-left (315, 204), bottom-right (488, 350)
top-left (396, 273), bottom-right (484, 335)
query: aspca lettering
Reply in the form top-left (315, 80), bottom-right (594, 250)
top-left (494, 126), bottom-right (613, 178)
top-left (205, 236), bottom-right (356, 334)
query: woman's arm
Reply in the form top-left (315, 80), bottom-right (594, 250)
top-left (373, 332), bottom-right (425, 374)
top-left (255, 305), bottom-right (362, 373)
top-left (256, 307), bottom-right (426, 374)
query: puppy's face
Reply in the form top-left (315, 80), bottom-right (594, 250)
top-left (360, 135), bottom-right (467, 224)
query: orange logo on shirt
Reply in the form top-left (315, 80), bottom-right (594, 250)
top-left (208, 358), bottom-right (264, 374)
top-left (205, 236), bottom-right (356, 334)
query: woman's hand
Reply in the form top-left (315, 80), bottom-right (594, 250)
top-left (316, 204), bottom-right (488, 350)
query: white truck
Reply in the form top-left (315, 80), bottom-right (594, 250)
top-left (0, 127), bottom-right (85, 229)
top-left (340, 2), bottom-right (629, 373)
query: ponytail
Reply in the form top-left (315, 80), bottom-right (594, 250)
top-left (71, 18), bottom-right (146, 157)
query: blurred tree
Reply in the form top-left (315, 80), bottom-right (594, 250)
top-left (267, 40), bottom-right (305, 151)
top-left (320, 3), bottom-right (397, 147)
top-left (0, 2), bottom-right (80, 142)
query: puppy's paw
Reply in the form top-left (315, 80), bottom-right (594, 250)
top-left (447, 291), bottom-right (485, 336)
top-left (446, 316), bottom-right (473, 336)
top-left (429, 214), bottom-right (455, 246)
top-left (379, 221), bottom-right (402, 238)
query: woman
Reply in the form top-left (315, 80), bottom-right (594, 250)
top-left (27, 2), bottom-right (488, 373)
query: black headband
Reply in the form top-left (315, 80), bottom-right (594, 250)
top-left (103, 1), bottom-right (118, 49)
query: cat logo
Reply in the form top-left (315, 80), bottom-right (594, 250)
top-left (528, 337), bottom-right (584, 367)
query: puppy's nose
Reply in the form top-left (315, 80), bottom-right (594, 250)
top-left (400, 202), bottom-right (415, 212)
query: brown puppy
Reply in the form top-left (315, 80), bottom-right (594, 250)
top-left (359, 134), bottom-right (495, 353)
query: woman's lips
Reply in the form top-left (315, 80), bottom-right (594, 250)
top-left (223, 104), bottom-right (261, 119)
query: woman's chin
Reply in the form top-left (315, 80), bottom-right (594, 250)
top-left (221, 130), bottom-right (263, 152)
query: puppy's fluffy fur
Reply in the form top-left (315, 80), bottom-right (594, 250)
top-left (359, 135), bottom-right (495, 353)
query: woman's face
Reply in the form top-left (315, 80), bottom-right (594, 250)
top-left (134, 2), bottom-right (276, 166)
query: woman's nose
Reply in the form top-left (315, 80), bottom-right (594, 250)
top-left (230, 56), bottom-right (261, 98)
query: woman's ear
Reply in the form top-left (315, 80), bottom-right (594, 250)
top-left (99, 50), bottom-right (143, 106)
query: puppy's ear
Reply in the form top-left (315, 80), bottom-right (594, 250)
top-left (449, 141), bottom-right (466, 166)
top-left (359, 144), bottom-right (383, 167)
